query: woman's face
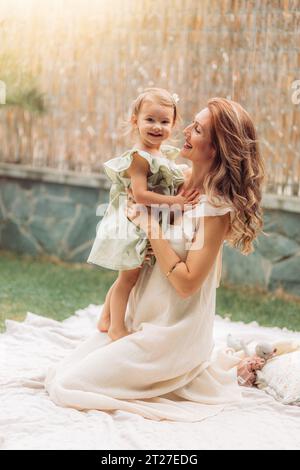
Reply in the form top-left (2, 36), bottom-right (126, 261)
top-left (181, 107), bottom-right (215, 163)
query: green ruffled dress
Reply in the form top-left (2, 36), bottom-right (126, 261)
top-left (87, 144), bottom-right (189, 271)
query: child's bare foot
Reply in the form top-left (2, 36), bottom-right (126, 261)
top-left (108, 325), bottom-right (130, 341)
top-left (97, 311), bottom-right (110, 332)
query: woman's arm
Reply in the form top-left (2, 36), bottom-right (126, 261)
top-left (149, 216), bottom-right (229, 298)
top-left (126, 199), bottom-right (230, 298)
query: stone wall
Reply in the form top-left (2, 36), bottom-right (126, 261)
top-left (223, 195), bottom-right (300, 297)
top-left (1, 163), bottom-right (300, 296)
top-left (0, 163), bottom-right (109, 263)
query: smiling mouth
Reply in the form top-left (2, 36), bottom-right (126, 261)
top-left (148, 132), bottom-right (163, 137)
top-left (184, 141), bottom-right (192, 149)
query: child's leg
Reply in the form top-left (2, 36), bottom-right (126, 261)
top-left (108, 267), bottom-right (141, 340)
top-left (97, 279), bottom-right (117, 332)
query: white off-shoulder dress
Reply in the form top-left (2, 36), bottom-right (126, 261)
top-left (44, 195), bottom-right (243, 422)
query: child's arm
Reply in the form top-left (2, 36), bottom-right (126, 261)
top-left (126, 153), bottom-right (199, 207)
top-left (126, 152), bottom-right (177, 205)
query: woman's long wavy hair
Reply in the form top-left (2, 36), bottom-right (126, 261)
top-left (205, 97), bottom-right (265, 255)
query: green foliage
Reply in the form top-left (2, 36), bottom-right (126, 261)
top-left (6, 87), bottom-right (46, 114)
top-left (0, 52), bottom-right (46, 114)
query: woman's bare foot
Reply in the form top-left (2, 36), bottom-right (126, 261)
top-left (108, 325), bottom-right (130, 341)
top-left (97, 311), bottom-right (110, 332)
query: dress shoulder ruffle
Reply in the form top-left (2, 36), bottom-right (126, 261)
top-left (185, 195), bottom-right (235, 219)
top-left (103, 145), bottom-right (182, 183)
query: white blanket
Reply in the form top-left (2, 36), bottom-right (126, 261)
top-left (1, 305), bottom-right (300, 450)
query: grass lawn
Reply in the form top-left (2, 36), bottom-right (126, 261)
top-left (1, 249), bottom-right (300, 333)
top-left (0, 249), bottom-right (116, 333)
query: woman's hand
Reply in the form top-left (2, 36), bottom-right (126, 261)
top-left (126, 187), bottom-right (136, 204)
top-left (125, 188), bottom-right (154, 235)
top-left (125, 199), bottom-right (151, 233)
top-left (126, 188), bottom-right (155, 263)
top-left (144, 245), bottom-right (154, 263)
top-left (173, 188), bottom-right (201, 210)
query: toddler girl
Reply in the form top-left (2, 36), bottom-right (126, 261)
top-left (87, 87), bottom-right (200, 341)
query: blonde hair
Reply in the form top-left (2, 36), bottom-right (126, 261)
top-left (205, 97), bottom-right (265, 255)
top-left (122, 87), bottom-right (181, 138)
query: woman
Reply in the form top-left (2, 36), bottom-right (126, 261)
top-left (44, 97), bottom-right (264, 422)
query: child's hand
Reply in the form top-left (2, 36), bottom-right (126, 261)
top-left (173, 188), bottom-right (201, 210)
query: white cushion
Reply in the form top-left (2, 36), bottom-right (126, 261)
top-left (256, 350), bottom-right (300, 405)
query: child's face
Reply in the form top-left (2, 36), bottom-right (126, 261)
top-left (133, 100), bottom-right (174, 147)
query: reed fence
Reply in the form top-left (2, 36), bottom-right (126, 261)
top-left (0, 0), bottom-right (299, 195)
